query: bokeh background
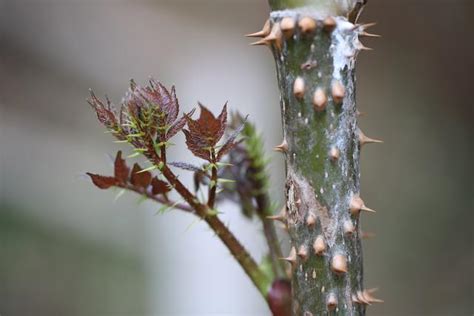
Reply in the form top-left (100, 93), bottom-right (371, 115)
top-left (0, 0), bottom-right (472, 315)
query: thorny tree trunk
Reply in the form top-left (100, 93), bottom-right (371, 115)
top-left (250, 0), bottom-right (382, 315)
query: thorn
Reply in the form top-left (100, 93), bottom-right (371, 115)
top-left (266, 23), bottom-right (283, 50)
top-left (267, 206), bottom-right (287, 223)
top-left (358, 129), bottom-right (383, 146)
top-left (323, 16), bottom-right (336, 32)
top-left (326, 293), bottom-right (338, 311)
top-left (343, 220), bottom-right (356, 235)
top-left (331, 254), bottom-right (348, 274)
top-left (250, 38), bottom-right (269, 46)
top-left (281, 247), bottom-right (297, 266)
top-left (246, 19), bottom-right (271, 38)
top-left (361, 231), bottom-right (376, 239)
top-left (298, 17), bottom-right (317, 34)
top-left (359, 22), bottom-right (377, 31)
top-left (359, 31), bottom-right (381, 38)
top-left (357, 291), bottom-right (371, 305)
top-left (331, 80), bottom-right (345, 104)
top-left (356, 42), bottom-right (373, 51)
top-left (350, 195), bottom-right (376, 215)
top-left (274, 139), bottom-right (288, 153)
top-left (313, 235), bottom-right (326, 256)
top-left (356, 109), bottom-right (365, 117)
top-left (329, 147), bottom-right (340, 162)
top-left (293, 76), bottom-right (306, 100)
top-left (280, 17), bottom-right (296, 38)
top-left (297, 245), bottom-right (309, 261)
top-left (306, 212), bottom-right (316, 227)
top-left (313, 88), bottom-right (327, 111)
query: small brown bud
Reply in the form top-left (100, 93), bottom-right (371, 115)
top-left (293, 77), bottom-right (305, 100)
top-left (329, 147), bottom-right (340, 161)
top-left (280, 17), bottom-right (296, 38)
top-left (306, 212), bottom-right (316, 227)
top-left (331, 254), bottom-right (348, 274)
top-left (298, 17), bottom-right (317, 34)
top-left (326, 293), bottom-right (338, 310)
top-left (343, 220), bottom-right (356, 235)
top-left (323, 16), bottom-right (336, 32)
top-left (313, 88), bottom-right (327, 111)
top-left (331, 80), bottom-right (345, 104)
top-left (313, 235), bottom-right (326, 256)
top-left (297, 245), bottom-right (309, 261)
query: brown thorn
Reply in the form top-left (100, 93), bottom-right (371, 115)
top-left (280, 17), bottom-right (296, 38)
top-left (343, 220), bottom-right (356, 235)
top-left (331, 254), bottom-right (348, 274)
top-left (323, 16), bottom-right (336, 33)
top-left (293, 76), bottom-right (306, 100)
top-left (298, 17), bottom-right (317, 34)
top-left (360, 22), bottom-right (377, 30)
top-left (266, 23), bottom-right (283, 50)
top-left (245, 19), bottom-right (271, 38)
top-left (326, 293), bottom-right (338, 311)
top-left (281, 247), bottom-right (297, 266)
top-left (250, 38), bottom-right (269, 46)
top-left (306, 212), bottom-right (316, 227)
top-left (350, 195), bottom-right (376, 215)
top-left (313, 235), bottom-right (326, 256)
top-left (267, 206), bottom-right (287, 223)
top-left (274, 139), bottom-right (288, 153)
top-left (329, 147), bottom-right (340, 162)
top-left (357, 291), bottom-right (371, 305)
top-left (358, 129), bottom-right (383, 146)
top-left (313, 88), bottom-right (327, 111)
top-left (331, 80), bottom-right (345, 104)
top-left (297, 245), bottom-right (309, 261)
top-left (360, 31), bottom-right (382, 38)
top-left (358, 43), bottom-right (373, 51)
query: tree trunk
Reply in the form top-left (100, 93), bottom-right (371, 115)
top-left (251, 0), bottom-right (380, 314)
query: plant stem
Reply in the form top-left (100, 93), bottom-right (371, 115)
top-left (259, 0), bottom-right (373, 314)
top-left (146, 146), bottom-right (272, 300)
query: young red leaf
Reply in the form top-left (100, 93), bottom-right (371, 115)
top-left (130, 163), bottom-right (152, 189)
top-left (183, 104), bottom-right (228, 161)
top-left (151, 177), bottom-right (171, 195)
top-left (114, 151), bottom-right (129, 183)
top-left (87, 173), bottom-right (118, 189)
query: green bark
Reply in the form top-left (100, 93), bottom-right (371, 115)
top-left (263, 1), bottom-right (375, 314)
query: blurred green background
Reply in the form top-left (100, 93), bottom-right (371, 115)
top-left (0, 0), bottom-right (472, 315)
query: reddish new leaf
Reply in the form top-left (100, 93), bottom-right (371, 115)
top-left (151, 177), bottom-right (171, 195)
top-left (183, 129), bottom-right (212, 161)
top-left (114, 151), bottom-right (129, 183)
top-left (87, 173), bottom-right (118, 189)
top-left (183, 104), bottom-right (228, 161)
top-left (130, 163), bottom-right (152, 189)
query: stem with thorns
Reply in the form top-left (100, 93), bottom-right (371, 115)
top-left (246, 0), bottom-right (383, 314)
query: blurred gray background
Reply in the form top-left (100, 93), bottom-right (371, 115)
top-left (0, 0), bottom-right (472, 315)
